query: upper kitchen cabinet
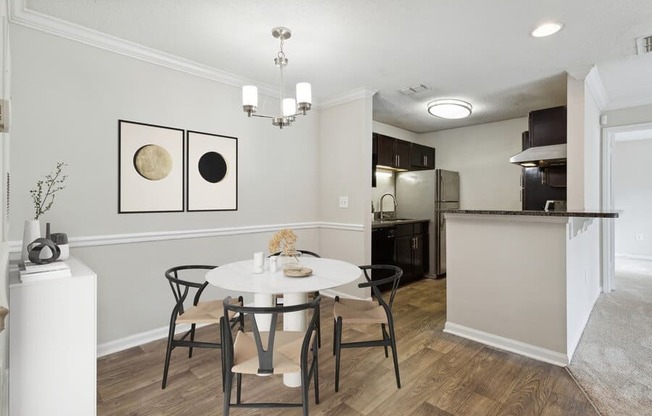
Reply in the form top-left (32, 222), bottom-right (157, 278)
top-left (410, 143), bottom-right (435, 170)
top-left (374, 132), bottom-right (435, 171)
top-left (527, 106), bottom-right (567, 147)
top-left (376, 133), bottom-right (411, 171)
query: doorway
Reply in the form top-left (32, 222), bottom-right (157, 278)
top-left (601, 122), bottom-right (652, 292)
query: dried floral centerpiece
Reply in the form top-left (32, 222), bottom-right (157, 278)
top-left (268, 228), bottom-right (300, 264)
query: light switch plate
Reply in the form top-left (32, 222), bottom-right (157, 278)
top-left (338, 196), bottom-right (349, 208)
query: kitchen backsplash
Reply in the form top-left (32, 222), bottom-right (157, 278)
top-left (372, 171), bottom-right (395, 212)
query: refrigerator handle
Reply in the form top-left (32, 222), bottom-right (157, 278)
top-left (439, 174), bottom-right (444, 201)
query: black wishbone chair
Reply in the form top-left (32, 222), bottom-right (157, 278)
top-left (221, 295), bottom-right (321, 416)
top-left (268, 249), bottom-right (323, 347)
top-left (162, 265), bottom-right (244, 390)
top-left (332, 264), bottom-right (403, 391)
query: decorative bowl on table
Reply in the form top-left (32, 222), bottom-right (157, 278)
top-left (282, 265), bottom-right (312, 278)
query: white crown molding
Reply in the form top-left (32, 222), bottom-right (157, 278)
top-left (8, 221), bottom-right (365, 252)
top-left (7, 0), bottom-right (372, 109)
top-left (319, 88), bottom-right (377, 109)
top-left (8, 0), bottom-right (282, 96)
top-left (584, 67), bottom-right (608, 111)
top-left (444, 322), bottom-right (569, 367)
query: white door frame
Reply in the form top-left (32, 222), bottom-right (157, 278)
top-left (601, 121), bottom-right (652, 292)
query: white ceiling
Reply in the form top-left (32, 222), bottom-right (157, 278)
top-left (21, 0), bottom-right (652, 133)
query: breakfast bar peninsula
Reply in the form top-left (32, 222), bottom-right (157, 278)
top-left (438, 209), bottom-right (619, 366)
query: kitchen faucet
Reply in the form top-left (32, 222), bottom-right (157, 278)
top-left (379, 193), bottom-right (397, 221)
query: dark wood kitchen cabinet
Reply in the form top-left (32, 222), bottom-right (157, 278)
top-left (395, 222), bottom-right (429, 287)
top-left (375, 133), bottom-right (411, 170)
top-left (410, 143), bottom-right (435, 170)
top-left (528, 106), bottom-right (567, 147)
top-left (521, 107), bottom-right (568, 210)
top-left (372, 221), bottom-right (429, 291)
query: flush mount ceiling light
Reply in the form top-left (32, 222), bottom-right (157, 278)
top-left (242, 27), bottom-right (312, 129)
top-left (530, 22), bottom-right (564, 38)
top-left (427, 99), bottom-right (472, 119)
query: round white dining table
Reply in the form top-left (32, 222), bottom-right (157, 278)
top-left (206, 256), bottom-right (361, 387)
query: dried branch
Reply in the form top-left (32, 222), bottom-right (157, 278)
top-left (30, 162), bottom-right (68, 220)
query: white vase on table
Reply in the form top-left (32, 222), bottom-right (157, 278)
top-left (21, 219), bottom-right (41, 262)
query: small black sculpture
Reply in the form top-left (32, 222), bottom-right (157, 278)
top-left (27, 238), bottom-right (61, 264)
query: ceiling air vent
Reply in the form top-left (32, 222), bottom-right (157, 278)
top-left (636, 35), bottom-right (652, 54)
top-left (399, 84), bottom-right (429, 95)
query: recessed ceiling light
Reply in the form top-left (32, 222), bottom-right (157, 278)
top-left (531, 22), bottom-right (564, 38)
top-left (427, 99), bottom-right (472, 119)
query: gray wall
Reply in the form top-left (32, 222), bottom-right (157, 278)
top-left (419, 118), bottom-right (526, 210)
top-left (9, 24), bottom-right (369, 348)
top-left (613, 138), bottom-right (652, 258)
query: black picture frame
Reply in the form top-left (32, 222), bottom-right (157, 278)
top-left (186, 130), bottom-right (238, 212)
top-left (118, 120), bottom-right (185, 213)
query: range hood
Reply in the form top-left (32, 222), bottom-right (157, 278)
top-left (509, 143), bottom-right (567, 167)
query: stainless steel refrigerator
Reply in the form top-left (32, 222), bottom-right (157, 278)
top-left (395, 168), bottom-right (459, 278)
top-left (434, 169), bottom-right (459, 277)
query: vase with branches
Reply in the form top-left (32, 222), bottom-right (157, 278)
top-left (21, 162), bottom-right (68, 262)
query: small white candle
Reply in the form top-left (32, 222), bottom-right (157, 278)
top-left (253, 252), bottom-right (264, 273)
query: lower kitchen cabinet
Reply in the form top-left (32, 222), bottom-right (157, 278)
top-left (372, 221), bottom-right (429, 291)
top-left (396, 222), bottom-right (428, 285)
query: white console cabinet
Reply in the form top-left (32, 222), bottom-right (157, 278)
top-left (9, 257), bottom-right (96, 416)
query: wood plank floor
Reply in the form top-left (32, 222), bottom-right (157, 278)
top-left (97, 278), bottom-right (598, 416)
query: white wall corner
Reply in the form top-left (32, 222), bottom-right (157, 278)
top-left (566, 285), bottom-right (601, 360)
top-left (585, 67), bottom-right (609, 112)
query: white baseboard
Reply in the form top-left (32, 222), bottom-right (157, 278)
top-left (615, 253), bottom-right (652, 262)
top-left (97, 323), bottom-right (203, 358)
top-left (443, 322), bottom-right (569, 367)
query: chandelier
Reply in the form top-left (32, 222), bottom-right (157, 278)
top-left (242, 27), bottom-right (312, 129)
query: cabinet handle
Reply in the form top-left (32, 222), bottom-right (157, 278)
top-left (424, 155), bottom-right (427, 165)
top-left (397, 154), bottom-right (400, 166)
top-left (415, 237), bottom-right (418, 250)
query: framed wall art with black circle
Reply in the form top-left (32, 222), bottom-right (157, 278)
top-left (186, 130), bottom-right (238, 211)
top-left (118, 120), bottom-right (185, 213)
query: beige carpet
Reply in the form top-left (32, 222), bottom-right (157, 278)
top-left (569, 258), bottom-right (652, 416)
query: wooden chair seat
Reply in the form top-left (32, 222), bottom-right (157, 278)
top-left (232, 330), bottom-right (316, 374)
top-left (176, 299), bottom-right (238, 325)
top-left (333, 299), bottom-right (387, 325)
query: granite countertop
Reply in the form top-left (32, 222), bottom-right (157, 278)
top-left (437, 209), bottom-right (619, 218)
top-left (372, 218), bottom-right (431, 228)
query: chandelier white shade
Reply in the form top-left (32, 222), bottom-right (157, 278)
top-left (427, 99), bottom-right (472, 119)
top-left (242, 27), bottom-right (312, 128)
